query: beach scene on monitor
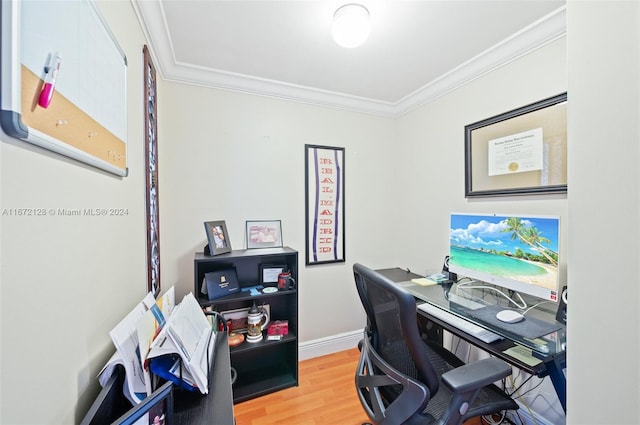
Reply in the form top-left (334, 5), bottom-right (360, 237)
top-left (450, 214), bottom-right (559, 291)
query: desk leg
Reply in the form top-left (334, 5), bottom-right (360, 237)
top-left (545, 358), bottom-right (566, 413)
top-left (417, 315), bottom-right (443, 346)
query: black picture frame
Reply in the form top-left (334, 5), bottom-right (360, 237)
top-left (465, 93), bottom-right (567, 197)
top-left (204, 220), bottom-right (232, 256)
top-left (305, 144), bottom-right (345, 265)
top-left (259, 264), bottom-right (287, 284)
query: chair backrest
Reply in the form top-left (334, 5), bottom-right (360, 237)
top-left (353, 263), bottom-right (441, 398)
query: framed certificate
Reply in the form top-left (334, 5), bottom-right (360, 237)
top-left (259, 264), bottom-right (286, 284)
top-left (465, 93), bottom-right (567, 197)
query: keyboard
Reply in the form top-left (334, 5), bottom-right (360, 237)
top-left (418, 302), bottom-right (502, 344)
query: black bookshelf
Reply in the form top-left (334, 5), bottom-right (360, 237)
top-left (194, 247), bottom-right (299, 403)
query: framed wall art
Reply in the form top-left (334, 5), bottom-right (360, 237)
top-left (465, 93), bottom-right (567, 197)
top-left (204, 220), bottom-right (232, 256)
top-left (246, 220), bottom-right (283, 249)
top-left (305, 144), bottom-right (345, 265)
top-left (144, 45), bottom-right (160, 296)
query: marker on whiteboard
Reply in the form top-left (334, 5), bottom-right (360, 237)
top-left (38, 53), bottom-right (62, 109)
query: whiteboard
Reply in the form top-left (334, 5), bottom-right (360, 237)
top-left (0, 0), bottom-right (128, 176)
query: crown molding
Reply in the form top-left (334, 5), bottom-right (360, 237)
top-left (131, 1), bottom-right (566, 118)
top-left (394, 6), bottom-right (567, 116)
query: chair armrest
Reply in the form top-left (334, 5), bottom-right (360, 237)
top-left (441, 357), bottom-right (511, 393)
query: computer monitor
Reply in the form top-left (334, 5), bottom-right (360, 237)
top-left (449, 213), bottom-right (560, 303)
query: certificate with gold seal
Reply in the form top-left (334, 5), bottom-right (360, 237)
top-left (487, 128), bottom-right (543, 176)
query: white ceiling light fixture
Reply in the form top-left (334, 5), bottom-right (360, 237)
top-left (332, 3), bottom-right (371, 48)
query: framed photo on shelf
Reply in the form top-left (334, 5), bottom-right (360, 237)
top-left (259, 264), bottom-right (287, 284)
top-left (305, 144), bottom-right (345, 265)
top-left (465, 93), bottom-right (567, 197)
top-left (246, 220), bottom-right (283, 249)
top-left (204, 220), bottom-right (232, 256)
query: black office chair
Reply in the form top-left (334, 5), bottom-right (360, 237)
top-left (353, 263), bottom-right (518, 425)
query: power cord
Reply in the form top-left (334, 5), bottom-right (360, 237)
top-left (522, 300), bottom-right (552, 315)
top-left (481, 411), bottom-right (506, 424)
top-left (456, 282), bottom-right (528, 310)
top-left (509, 374), bottom-right (540, 425)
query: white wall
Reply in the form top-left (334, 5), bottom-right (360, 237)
top-left (157, 82), bottom-right (397, 342)
top-left (567, 1), bottom-right (640, 424)
top-left (393, 38), bottom-right (568, 276)
top-left (0, 1), bottom-right (148, 423)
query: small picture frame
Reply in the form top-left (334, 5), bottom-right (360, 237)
top-left (204, 220), bottom-right (232, 256)
top-left (259, 264), bottom-right (287, 284)
top-left (246, 220), bottom-right (283, 249)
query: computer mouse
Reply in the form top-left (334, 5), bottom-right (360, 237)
top-left (496, 309), bottom-right (525, 323)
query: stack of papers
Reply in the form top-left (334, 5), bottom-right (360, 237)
top-left (99, 287), bottom-right (217, 402)
top-left (147, 293), bottom-right (216, 393)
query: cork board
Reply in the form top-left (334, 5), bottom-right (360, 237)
top-left (0, 0), bottom-right (127, 176)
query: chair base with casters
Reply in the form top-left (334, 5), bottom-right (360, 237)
top-left (353, 263), bottom-right (518, 425)
top-left (356, 332), bottom-right (516, 425)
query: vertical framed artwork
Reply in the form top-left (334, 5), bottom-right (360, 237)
top-left (144, 45), bottom-right (160, 296)
top-left (465, 93), bottom-right (567, 197)
top-left (305, 144), bottom-right (345, 265)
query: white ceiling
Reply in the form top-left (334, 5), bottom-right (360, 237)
top-left (132, 0), bottom-right (566, 116)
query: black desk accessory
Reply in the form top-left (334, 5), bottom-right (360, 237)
top-left (556, 286), bottom-right (567, 324)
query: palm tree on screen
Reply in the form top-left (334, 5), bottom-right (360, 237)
top-left (522, 226), bottom-right (558, 266)
top-left (502, 217), bottom-right (557, 266)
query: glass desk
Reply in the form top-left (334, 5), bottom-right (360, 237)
top-left (376, 268), bottom-right (566, 413)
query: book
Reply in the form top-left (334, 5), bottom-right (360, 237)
top-left (147, 293), bottom-right (216, 393)
top-left (108, 298), bottom-right (150, 404)
top-left (137, 287), bottom-right (176, 395)
top-left (204, 268), bottom-right (240, 301)
top-left (101, 287), bottom-right (177, 403)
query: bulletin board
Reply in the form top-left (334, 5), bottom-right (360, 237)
top-left (0, 0), bottom-right (128, 176)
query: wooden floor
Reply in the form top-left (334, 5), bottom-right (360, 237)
top-left (233, 348), bottom-right (483, 425)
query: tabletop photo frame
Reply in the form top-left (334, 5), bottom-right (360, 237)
top-left (246, 220), bottom-right (283, 249)
top-left (204, 220), bottom-right (232, 256)
top-left (465, 93), bottom-right (567, 197)
top-left (259, 264), bottom-right (287, 284)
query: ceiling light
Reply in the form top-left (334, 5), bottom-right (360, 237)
top-left (332, 4), bottom-right (371, 49)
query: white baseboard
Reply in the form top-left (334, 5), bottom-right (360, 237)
top-left (298, 329), bottom-right (363, 361)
